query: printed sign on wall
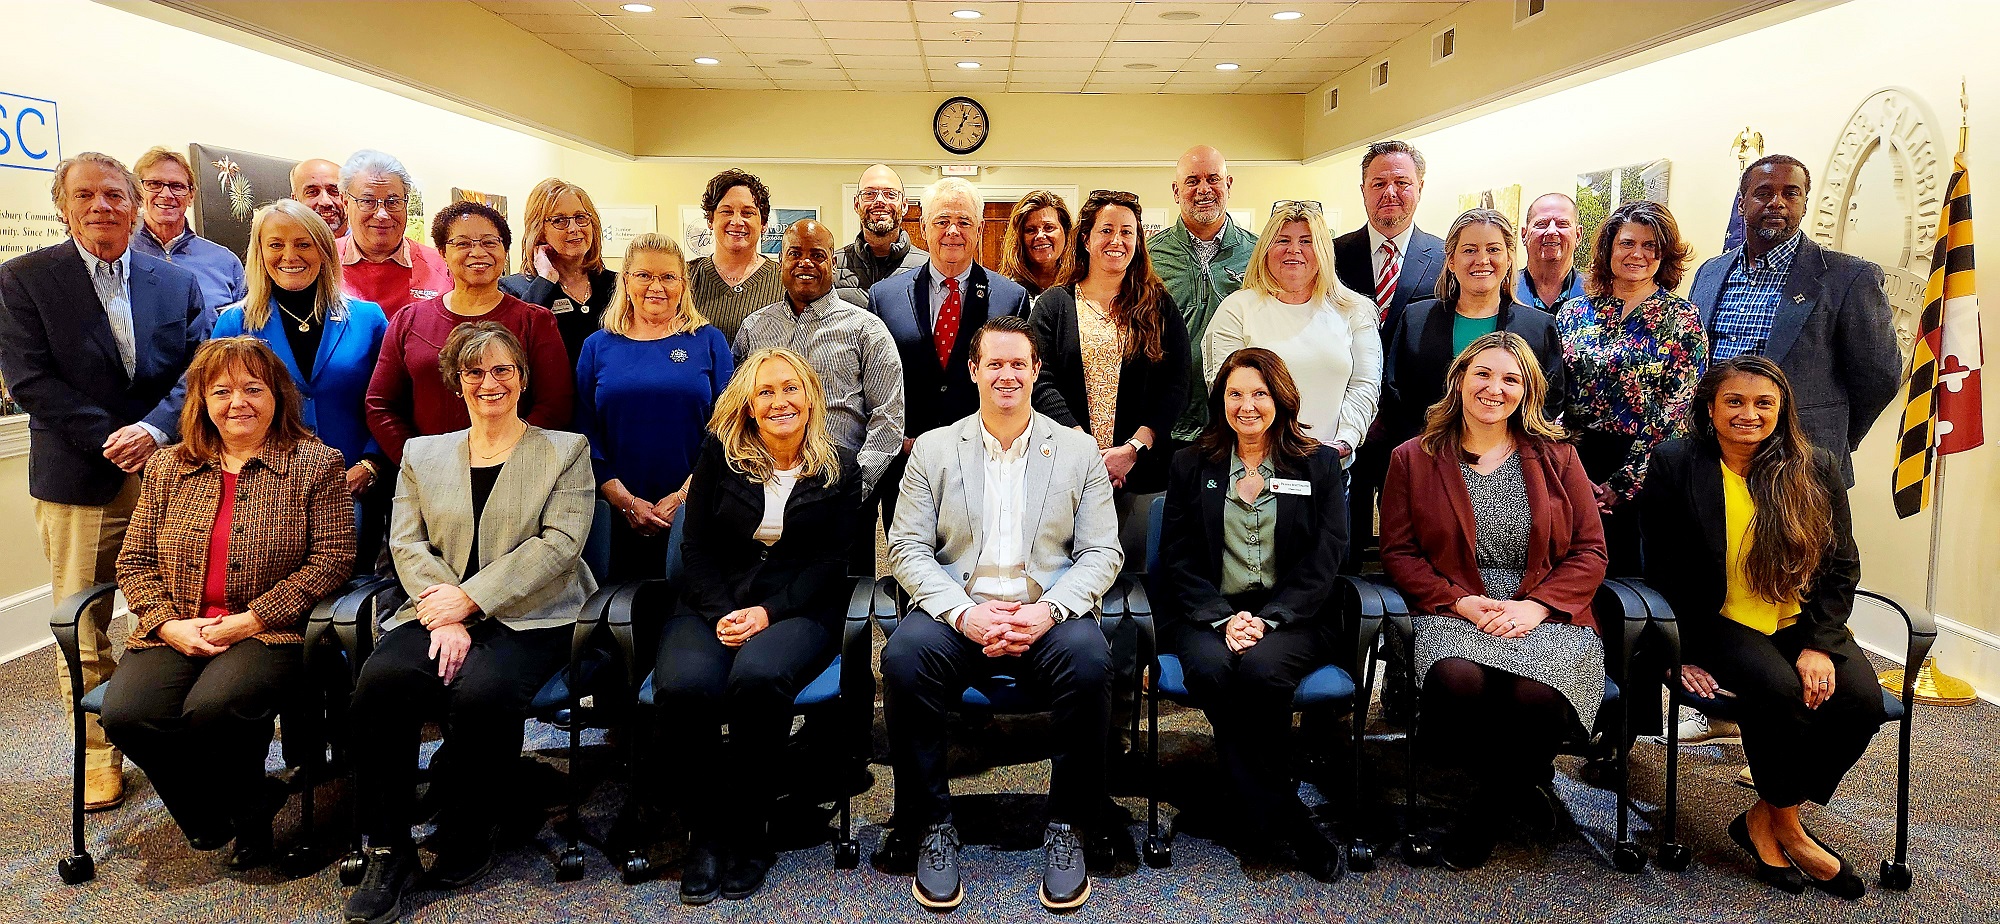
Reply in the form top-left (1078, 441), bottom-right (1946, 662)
top-left (0, 91), bottom-right (60, 174)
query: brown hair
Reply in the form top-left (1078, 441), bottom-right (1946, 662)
top-left (438, 321), bottom-right (529, 395)
top-left (1417, 331), bottom-right (1566, 457)
top-left (999, 189), bottom-right (1073, 294)
top-left (176, 337), bottom-right (312, 465)
top-left (49, 152), bottom-right (138, 220)
top-left (702, 168), bottom-right (771, 224)
top-left (1195, 347), bottom-right (1320, 473)
top-left (133, 146), bottom-right (198, 215)
top-left (1065, 192), bottom-right (1173, 363)
top-left (1435, 208), bottom-right (1519, 308)
top-left (1586, 200), bottom-right (1693, 296)
top-left (970, 314), bottom-right (1039, 366)
top-left (518, 177), bottom-right (604, 274)
top-left (1691, 356), bottom-right (1833, 602)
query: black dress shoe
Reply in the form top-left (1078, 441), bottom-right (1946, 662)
top-left (1039, 823), bottom-right (1089, 911)
top-left (681, 842), bottom-right (721, 905)
top-left (343, 844), bottom-right (417, 924)
top-left (187, 823), bottom-right (234, 853)
top-left (719, 848), bottom-right (772, 901)
top-left (425, 834), bottom-right (494, 890)
top-left (225, 825), bottom-right (274, 871)
top-left (1288, 813), bottom-right (1345, 884)
top-left (913, 823), bottom-right (963, 911)
top-left (872, 826), bottom-right (920, 875)
top-left (1438, 813), bottom-right (1497, 871)
top-left (1797, 825), bottom-right (1867, 900)
top-left (1728, 812), bottom-right (1805, 894)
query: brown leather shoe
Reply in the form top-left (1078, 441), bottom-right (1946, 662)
top-left (84, 767), bottom-right (125, 811)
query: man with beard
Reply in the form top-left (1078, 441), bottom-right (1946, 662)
top-left (1516, 192), bottom-right (1587, 312)
top-left (1152, 145), bottom-right (1256, 445)
top-left (835, 164), bottom-right (929, 309)
top-left (290, 158), bottom-right (349, 237)
top-left (128, 147), bottom-right (245, 312)
top-left (1690, 155), bottom-right (1899, 485)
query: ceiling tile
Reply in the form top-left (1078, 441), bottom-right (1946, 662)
top-left (572, 48), bottom-right (668, 65)
top-left (611, 15), bottom-right (722, 35)
top-left (1222, 1), bottom-right (1355, 25)
top-left (714, 18), bottom-right (821, 37)
top-left (1105, 40), bottom-right (1202, 56)
top-left (828, 40), bottom-right (924, 56)
top-left (1007, 84), bottom-right (1086, 94)
top-left (771, 77), bottom-right (851, 89)
top-left (917, 21), bottom-right (1017, 41)
top-left (1291, 38), bottom-right (1388, 55)
top-left (1127, 1), bottom-right (1239, 23)
top-left (683, 63), bottom-right (767, 76)
top-left (921, 39), bottom-right (1016, 56)
top-left (624, 76), bottom-right (704, 87)
top-left (1112, 22), bottom-right (1220, 41)
top-left (1189, 55), bottom-right (1277, 70)
top-left (1086, 70), bottom-right (1172, 84)
top-left (1315, 21), bottom-right (1418, 42)
top-left (813, 20), bottom-right (920, 39)
top-left (926, 68), bottom-right (1010, 82)
top-left (1013, 41), bottom-right (1109, 58)
top-left (542, 32), bottom-right (650, 50)
top-left (745, 52), bottom-right (837, 66)
top-left (598, 63), bottom-right (688, 76)
top-left (852, 80), bottom-right (936, 91)
top-left (1202, 41), bottom-right (1305, 56)
top-left (844, 67), bottom-right (931, 80)
top-left (725, 36), bottom-right (834, 53)
top-left (501, 13), bottom-right (619, 33)
top-left (1264, 54), bottom-right (1361, 71)
top-left (479, 1), bottom-right (592, 14)
top-left (1016, 21), bottom-right (1116, 41)
top-left (576, 0), bottom-right (699, 13)
top-left (630, 35), bottom-right (729, 53)
top-left (912, 1), bottom-right (1025, 22)
top-left (798, 0), bottom-right (908, 20)
top-left (1019, 2), bottom-right (1132, 24)
top-left (1335, 1), bottom-right (1454, 24)
top-left (694, 77), bottom-right (783, 88)
top-left (688, 0), bottom-right (808, 17)
top-left (1213, 21), bottom-right (1329, 42)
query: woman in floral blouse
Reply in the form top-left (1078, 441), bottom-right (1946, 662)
top-left (1556, 200), bottom-right (1706, 576)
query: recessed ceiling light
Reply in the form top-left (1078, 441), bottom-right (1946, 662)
top-left (620, 3), bottom-right (655, 12)
top-left (1215, 62), bottom-right (1240, 70)
top-left (956, 60), bottom-right (981, 69)
top-left (727, 4), bottom-right (770, 14)
top-left (1159, 10), bottom-right (1201, 21)
top-left (693, 56), bottom-right (720, 65)
top-left (1272, 10), bottom-right (1304, 20)
top-left (952, 9), bottom-right (982, 19)
top-left (778, 58), bottom-right (811, 66)
top-left (1124, 62), bottom-right (1158, 70)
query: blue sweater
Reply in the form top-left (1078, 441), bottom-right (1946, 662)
top-left (574, 325), bottom-right (734, 503)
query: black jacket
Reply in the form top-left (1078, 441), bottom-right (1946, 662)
top-left (499, 268), bottom-right (616, 369)
top-left (1159, 444), bottom-right (1349, 631)
top-left (1331, 225), bottom-right (1446, 341)
top-left (1379, 296), bottom-right (1567, 450)
top-left (1638, 438), bottom-right (1860, 661)
top-left (866, 263), bottom-right (1031, 437)
top-left (677, 438), bottom-right (862, 630)
top-left (1029, 285), bottom-right (1190, 494)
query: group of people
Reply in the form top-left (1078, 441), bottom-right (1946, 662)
top-left (0, 135), bottom-right (1902, 919)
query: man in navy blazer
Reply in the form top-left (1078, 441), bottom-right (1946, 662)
top-left (0, 152), bottom-right (208, 808)
top-left (865, 177), bottom-right (1030, 559)
top-left (1690, 155), bottom-right (1901, 486)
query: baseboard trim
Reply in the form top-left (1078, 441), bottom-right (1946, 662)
top-left (1852, 593), bottom-right (1999, 706)
top-left (0, 584), bottom-right (54, 663)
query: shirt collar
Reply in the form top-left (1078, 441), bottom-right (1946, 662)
top-left (1229, 448), bottom-right (1273, 478)
top-left (1746, 231), bottom-right (1803, 272)
top-left (789, 289), bottom-right (845, 319)
top-left (338, 234), bottom-right (413, 268)
top-left (140, 223), bottom-right (193, 253)
top-left (980, 419), bottom-right (1032, 462)
top-left (931, 261), bottom-right (974, 290)
top-left (1368, 223), bottom-right (1417, 257)
top-left (74, 238), bottom-right (131, 277)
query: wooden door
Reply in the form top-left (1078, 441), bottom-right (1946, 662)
top-left (897, 199), bottom-right (1016, 270)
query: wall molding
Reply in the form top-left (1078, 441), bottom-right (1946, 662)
top-left (1852, 592), bottom-right (1998, 706)
top-left (0, 584), bottom-right (54, 663)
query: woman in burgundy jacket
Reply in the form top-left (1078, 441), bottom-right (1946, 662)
top-left (1379, 330), bottom-right (1608, 870)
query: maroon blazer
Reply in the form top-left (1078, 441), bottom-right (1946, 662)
top-left (1379, 435), bottom-right (1607, 631)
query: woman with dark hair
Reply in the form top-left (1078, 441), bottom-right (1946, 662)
top-left (500, 177), bottom-right (617, 366)
top-left (1640, 356), bottom-right (1879, 899)
top-left (689, 168), bottom-right (783, 340)
top-left (1379, 331), bottom-right (1606, 870)
top-left (99, 337), bottom-right (354, 870)
top-left (1159, 347), bottom-right (1348, 880)
top-left (1380, 208), bottom-right (1566, 452)
top-left (1556, 200), bottom-right (1705, 575)
top-left (364, 199), bottom-right (573, 466)
top-left (1000, 189), bottom-right (1073, 299)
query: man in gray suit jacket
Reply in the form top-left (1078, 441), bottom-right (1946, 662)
top-left (1690, 155), bottom-right (1902, 485)
top-left (877, 315), bottom-right (1122, 913)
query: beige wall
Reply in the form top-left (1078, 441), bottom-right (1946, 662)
top-left (0, 455), bottom-right (45, 599)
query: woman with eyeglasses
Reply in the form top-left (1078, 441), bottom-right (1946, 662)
top-left (575, 233), bottom-right (734, 580)
top-left (364, 201), bottom-right (574, 468)
top-left (1203, 200), bottom-right (1380, 465)
top-left (500, 178), bottom-right (617, 369)
top-left (1000, 189), bottom-right (1074, 300)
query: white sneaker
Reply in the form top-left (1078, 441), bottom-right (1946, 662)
top-left (1675, 711), bottom-right (1741, 745)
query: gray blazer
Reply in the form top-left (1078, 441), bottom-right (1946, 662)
top-left (889, 411), bottom-right (1123, 622)
top-left (1690, 236), bottom-right (1902, 485)
top-left (387, 425), bottom-right (599, 631)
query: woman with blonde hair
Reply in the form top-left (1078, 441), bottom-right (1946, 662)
top-left (1203, 200), bottom-right (1381, 463)
top-left (652, 347), bottom-right (861, 904)
top-left (500, 177), bottom-right (616, 365)
top-left (999, 189), bottom-right (1074, 299)
top-left (574, 232), bottom-right (733, 579)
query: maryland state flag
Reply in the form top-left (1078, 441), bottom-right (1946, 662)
top-left (1892, 149), bottom-right (1984, 518)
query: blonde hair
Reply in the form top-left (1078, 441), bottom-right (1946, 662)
top-left (708, 348), bottom-right (842, 486)
top-left (602, 233), bottom-right (709, 337)
top-left (134, 146), bottom-right (198, 217)
top-left (1242, 203), bottom-right (1374, 327)
top-left (240, 199), bottom-right (346, 331)
top-left (1436, 208), bottom-right (1519, 307)
top-left (517, 177), bottom-right (604, 275)
top-left (1417, 331), bottom-right (1566, 457)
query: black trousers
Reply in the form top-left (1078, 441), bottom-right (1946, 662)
top-left (1694, 620), bottom-right (1887, 808)
top-left (101, 640), bottom-right (299, 839)
top-left (653, 611), bottom-right (835, 843)
top-left (608, 515), bottom-right (672, 584)
top-left (881, 611), bottom-right (1112, 829)
top-left (357, 467), bottom-right (395, 577)
top-left (1343, 438), bottom-right (1390, 574)
top-left (1420, 658), bottom-right (1579, 807)
top-left (1574, 427), bottom-right (1643, 578)
top-left (1175, 618), bottom-right (1333, 841)
top-left (862, 455), bottom-right (908, 578)
top-left (349, 619), bottom-right (569, 846)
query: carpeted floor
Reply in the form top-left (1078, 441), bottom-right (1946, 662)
top-left (4, 627), bottom-right (1998, 924)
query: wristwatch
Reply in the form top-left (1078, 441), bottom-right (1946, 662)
top-left (1124, 437), bottom-right (1148, 454)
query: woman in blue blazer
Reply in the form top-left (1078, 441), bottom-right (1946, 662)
top-left (214, 199), bottom-right (390, 570)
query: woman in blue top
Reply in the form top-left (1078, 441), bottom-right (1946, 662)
top-left (212, 198), bottom-right (389, 571)
top-left (575, 232), bottom-right (734, 580)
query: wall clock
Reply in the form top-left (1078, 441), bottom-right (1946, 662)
top-left (933, 96), bottom-right (989, 156)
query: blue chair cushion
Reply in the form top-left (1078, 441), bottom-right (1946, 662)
top-left (1155, 654), bottom-right (1191, 701)
top-left (530, 670), bottom-right (572, 713)
top-left (80, 683), bottom-right (106, 715)
top-left (1687, 688), bottom-right (1904, 723)
top-left (637, 655), bottom-right (845, 710)
top-left (1152, 654), bottom-right (1354, 709)
top-left (1603, 676), bottom-right (1621, 706)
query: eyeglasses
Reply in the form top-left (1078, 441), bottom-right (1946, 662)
top-left (141, 180), bottom-right (193, 197)
top-left (857, 188), bottom-right (904, 203)
top-left (459, 364), bottom-right (519, 384)
top-left (352, 196), bottom-right (409, 214)
top-left (1088, 189), bottom-right (1140, 206)
top-left (1269, 200), bottom-right (1323, 217)
top-left (626, 270), bottom-right (684, 287)
top-left (544, 213), bottom-right (594, 230)
top-left (446, 237), bottom-right (505, 252)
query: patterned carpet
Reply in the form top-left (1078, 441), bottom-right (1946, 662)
top-left (4, 630), bottom-right (1998, 924)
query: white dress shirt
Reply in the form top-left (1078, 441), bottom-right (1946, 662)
top-left (74, 239), bottom-right (167, 446)
top-left (946, 421), bottom-right (1035, 628)
top-left (926, 263), bottom-right (976, 329)
top-left (1367, 224), bottom-right (1418, 282)
top-left (753, 465), bottom-right (801, 545)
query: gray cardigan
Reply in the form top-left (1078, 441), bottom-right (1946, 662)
top-left (387, 425), bottom-right (598, 631)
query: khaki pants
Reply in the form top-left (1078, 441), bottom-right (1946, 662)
top-left (35, 474), bottom-right (140, 771)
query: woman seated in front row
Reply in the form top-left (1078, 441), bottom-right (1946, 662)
top-left (101, 337), bottom-right (355, 871)
top-left (654, 346), bottom-right (861, 905)
top-left (1159, 347), bottom-right (1348, 882)
top-left (1640, 355), bottom-right (1883, 900)
top-left (1378, 331), bottom-right (1607, 871)
top-left (342, 321), bottom-right (597, 924)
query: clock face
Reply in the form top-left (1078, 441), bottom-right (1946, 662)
top-left (934, 96), bottom-right (988, 155)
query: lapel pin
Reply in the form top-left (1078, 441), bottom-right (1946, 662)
top-left (1041, 444), bottom-right (1053, 458)
top-left (1206, 479), bottom-right (1218, 489)
top-left (1793, 293), bottom-right (1806, 304)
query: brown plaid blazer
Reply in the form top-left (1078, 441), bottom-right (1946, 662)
top-left (117, 438), bottom-right (356, 649)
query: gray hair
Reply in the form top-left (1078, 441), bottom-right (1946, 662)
top-left (438, 320), bottom-right (529, 395)
top-left (1360, 140), bottom-right (1426, 181)
top-left (50, 152), bottom-right (138, 216)
top-left (924, 176), bottom-right (980, 216)
top-left (340, 149), bottom-right (416, 197)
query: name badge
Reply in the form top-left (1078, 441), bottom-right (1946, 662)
top-left (550, 297), bottom-right (577, 315)
top-left (1269, 478), bottom-right (1312, 496)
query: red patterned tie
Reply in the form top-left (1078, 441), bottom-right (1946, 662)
top-left (935, 276), bottom-right (963, 367)
top-left (1374, 240), bottom-right (1401, 322)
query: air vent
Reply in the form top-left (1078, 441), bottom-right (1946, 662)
top-left (1515, 0), bottom-right (1547, 25)
top-left (1432, 27), bottom-right (1455, 63)
top-left (1371, 59), bottom-right (1390, 90)
top-left (1324, 87), bottom-right (1339, 113)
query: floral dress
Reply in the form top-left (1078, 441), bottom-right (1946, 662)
top-left (1555, 289), bottom-right (1707, 501)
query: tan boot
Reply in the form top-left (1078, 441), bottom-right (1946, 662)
top-left (1735, 766), bottom-right (1756, 790)
top-left (84, 767), bottom-right (125, 811)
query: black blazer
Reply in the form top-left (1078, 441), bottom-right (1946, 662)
top-left (1028, 285), bottom-right (1190, 494)
top-left (1332, 224), bottom-right (1446, 339)
top-left (677, 438), bottom-right (862, 630)
top-left (1638, 438), bottom-right (1860, 661)
top-left (499, 268), bottom-right (617, 369)
top-left (0, 241), bottom-right (209, 505)
top-left (867, 263), bottom-right (1030, 437)
top-left (1159, 444), bottom-right (1349, 631)
top-left (1379, 296), bottom-right (1568, 450)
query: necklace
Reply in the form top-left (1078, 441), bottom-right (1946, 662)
top-left (471, 420), bottom-right (527, 463)
top-left (716, 256), bottom-right (762, 288)
top-left (276, 301), bottom-right (318, 333)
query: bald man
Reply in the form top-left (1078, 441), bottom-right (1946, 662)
top-left (834, 164), bottom-right (929, 308)
top-left (289, 158), bottom-right (347, 236)
top-left (1151, 145), bottom-right (1257, 443)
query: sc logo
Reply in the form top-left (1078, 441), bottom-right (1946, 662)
top-left (0, 92), bottom-right (61, 173)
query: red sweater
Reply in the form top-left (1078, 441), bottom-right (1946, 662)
top-left (337, 236), bottom-right (450, 318)
top-left (364, 293), bottom-right (575, 463)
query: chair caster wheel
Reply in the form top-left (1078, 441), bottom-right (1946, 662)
top-left (338, 851), bottom-right (366, 886)
top-left (1657, 842), bottom-right (1691, 872)
top-left (57, 853), bottom-right (95, 885)
top-left (1880, 860), bottom-right (1912, 891)
top-left (555, 847), bottom-right (586, 881)
top-left (1401, 835), bottom-right (1437, 867)
top-left (833, 839), bottom-right (860, 870)
top-left (620, 853), bottom-right (651, 884)
top-left (1349, 840), bottom-right (1376, 873)
top-left (1613, 843), bottom-right (1646, 873)
top-left (1143, 835), bottom-right (1173, 869)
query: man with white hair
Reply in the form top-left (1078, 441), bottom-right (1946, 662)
top-left (336, 149), bottom-right (448, 317)
top-left (834, 163), bottom-right (929, 309)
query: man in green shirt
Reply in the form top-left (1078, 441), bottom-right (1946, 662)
top-left (1148, 145), bottom-right (1257, 445)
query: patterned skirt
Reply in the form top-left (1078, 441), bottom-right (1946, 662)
top-left (1412, 615), bottom-right (1606, 729)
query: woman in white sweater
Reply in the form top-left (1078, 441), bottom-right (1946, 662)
top-left (1203, 201), bottom-right (1382, 464)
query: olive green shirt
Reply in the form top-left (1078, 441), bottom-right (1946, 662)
top-left (1218, 449), bottom-right (1279, 627)
top-left (1149, 216), bottom-right (1257, 441)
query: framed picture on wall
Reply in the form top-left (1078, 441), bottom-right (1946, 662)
top-left (1575, 159), bottom-right (1672, 273)
top-left (597, 205), bottom-right (658, 267)
top-left (760, 208), bottom-right (818, 256)
top-left (187, 143), bottom-right (299, 259)
top-left (679, 205), bottom-right (713, 259)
